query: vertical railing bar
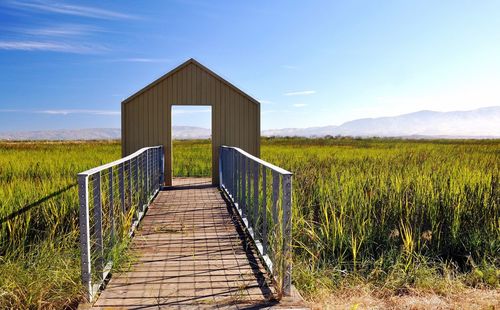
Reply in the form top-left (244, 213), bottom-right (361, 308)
top-left (133, 157), bottom-right (138, 207)
top-left (272, 171), bottom-right (279, 226)
top-left (108, 167), bottom-right (114, 243)
top-left (155, 148), bottom-right (159, 188)
top-left (247, 157), bottom-right (251, 223)
top-left (262, 166), bottom-right (268, 255)
top-left (152, 148), bottom-right (156, 189)
top-left (78, 174), bottom-right (92, 301)
top-left (93, 172), bottom-right (104, 281)
top-left (143, 152), bottom-right (147, 211)
top-left (219, 147), bottom-right (224, 186)
top-left (236, 152), bottom-right (240, 204)
top-left (253, 160), bottom-right (259, 233)
top-left (160, 146), bottom-right (165, 186)
top-left (146, 150), bottom-right (150, 199)
top-left (140, 153), bottom-right (144, 212)
top-left (231, 149), bottom-right (236, 197)
top-left (241, 153), bottom-right (246, 217)
top-left (225, 149), bottom-right (229, 192)
top-left (281, 174), bottom-right (292, 296)
top-left (119, 163), bottom-right (125, 214)
top-left (128, 160), bottom-right (132, 212)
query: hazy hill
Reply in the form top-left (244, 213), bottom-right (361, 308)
top-left (1, 107), bottom-right (498, 140)
top-left (262, 106), bottom-right (500, 138)
top-left (0, 126), bottom-right (211, 141)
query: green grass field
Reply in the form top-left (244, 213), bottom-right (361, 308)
top-left (0, 138), bottom-right (499, 308)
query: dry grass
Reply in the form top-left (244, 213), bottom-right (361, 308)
top-left (313, 287), bottom-right (500, 309)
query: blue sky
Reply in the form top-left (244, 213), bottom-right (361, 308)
top-left (1, 0), bottom-right (499, 131)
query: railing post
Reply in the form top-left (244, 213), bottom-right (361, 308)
top-left (281, 174), bottom-right (292, 296)
top-left (93, 172), bottom-right (104, 281)
top-left (78, 174), bottom-right (92, 301)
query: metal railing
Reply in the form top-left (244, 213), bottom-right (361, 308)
top-left (219, 146), bottom-right (293, 297)
top-left (78, 146), bottom-right (164, 301)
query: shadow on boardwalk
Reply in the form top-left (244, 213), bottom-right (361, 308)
top-left (90, 177), bottom-right (283, 309)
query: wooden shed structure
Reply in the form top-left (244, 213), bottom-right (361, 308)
top-left (121, 58), bottom-right (261, 185)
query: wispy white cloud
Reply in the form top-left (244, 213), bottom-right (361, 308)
top-left (282, 65), bottom-right (298, 70)
top-left (17, 24), bottom-right (102, 37)
top-left (0, 109), bottom-right (120, 115)
top-left (109, 58), bottom-right (172, 63)
top-left (284, 90), bottom-right (316, 96)
top-left (8, 0), bottom-right (137, 20)
top-left (293, 103), bottom-right (308, 108)
top-left (0, 40), bottom-right (107, 53)
top-left (172, 108), bottom-right (211, 115)
top-left (42, 109), bottom-right (120, 115)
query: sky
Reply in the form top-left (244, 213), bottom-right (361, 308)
top-left (1, 0), bottom-right (500, 131)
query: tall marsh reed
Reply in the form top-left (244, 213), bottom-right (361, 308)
top-left (0, 138), bottom-right (498, 307)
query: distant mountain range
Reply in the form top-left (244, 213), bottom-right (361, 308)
top-left (0, 126), bottom-right (211, 141)
top-left (1, 107), bottom-right (499, 140)
top-left (263, 106), bottom-right (500, 138)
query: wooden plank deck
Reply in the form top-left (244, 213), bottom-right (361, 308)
top-left (91, 178), bottom-right (280, 309)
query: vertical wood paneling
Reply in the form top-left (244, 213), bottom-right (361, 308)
top-left (144, 91), bottom-right (151, 146)
top-left (210, 72), bottom-right (217, 184)
top-left (155, 84), bottom-right (160, 143)
top-left (158, 80), bottom-right (165, 146)
top-left (122, 60), bottom-right (260, 185)
top-left (140, 95), bottom-right (145, 148)
top-left (228, 88), bottom-right (234, 145)
top-left (129, 99), bottom-right (135, 153)
top-left (196, 64), bottom-right (202, 104)
top-left (165, 76), bottom-right (173, 185)
top-left (172, 70), bottom-right (178, 105)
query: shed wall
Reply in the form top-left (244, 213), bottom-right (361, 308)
top-left (122, 60), bottom-right (260, 185)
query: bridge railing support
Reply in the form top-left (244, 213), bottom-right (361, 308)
top-left (77, 145), bottom-right (164, 302)
top-left (219, 146), bottom-right (293, 298)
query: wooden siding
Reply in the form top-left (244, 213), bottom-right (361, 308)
top-left (122, 59), bottom-right (260, 185)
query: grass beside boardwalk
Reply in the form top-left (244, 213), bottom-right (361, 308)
top-left (0, 141), bottom-right (120, 309)
top-left (1, 138), bottom-right (499, 308)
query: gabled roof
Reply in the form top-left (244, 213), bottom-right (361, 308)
top-left (122, 58), bottom-right (259, 105)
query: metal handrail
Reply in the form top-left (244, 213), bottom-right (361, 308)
top-left (78, 145), bottom-right (164, 301)
top-left (219, 145), bottom-right (293, 297)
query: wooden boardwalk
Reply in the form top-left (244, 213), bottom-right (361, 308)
top-left (92, 178), bottom-right (284, 309)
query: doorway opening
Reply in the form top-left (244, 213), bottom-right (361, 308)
top-left (171, 105), bottom-right (212, 182)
